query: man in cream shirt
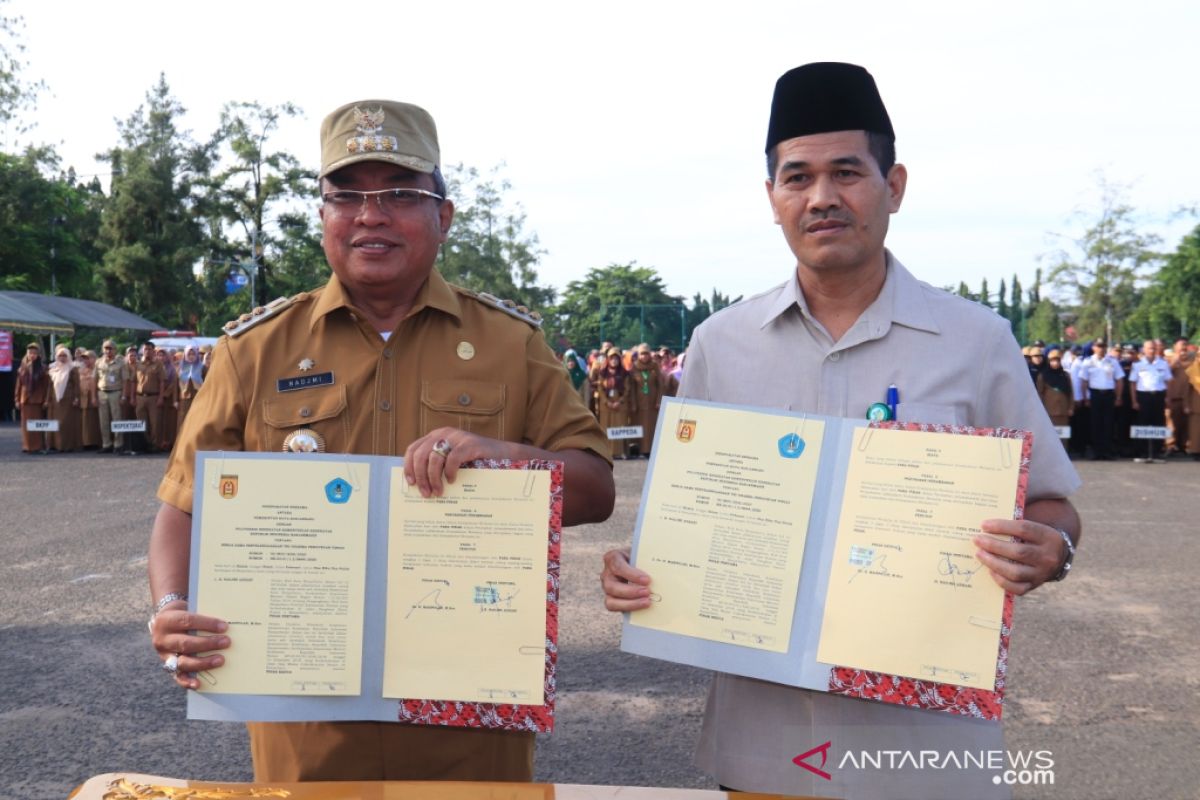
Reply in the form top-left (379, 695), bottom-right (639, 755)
top-left (602, 63), bottom-right (1081, 799)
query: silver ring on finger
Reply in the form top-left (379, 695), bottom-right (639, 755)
top-left (431, 438), bottom-right (452, 458)
top-left (162, 653), bottom-right (181, 675)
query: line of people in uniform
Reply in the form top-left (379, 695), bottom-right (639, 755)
top-left (562, 342), bottom-right (682, 459)
top-left (1027, 336), bottom-right (1199, 461)
top-left (560, 335), bottom-right (1197, 465)
top-left (13, 339), bottom-right (211, 455)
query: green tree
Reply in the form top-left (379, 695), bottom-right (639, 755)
top-left (996, 278), bottom-right (1008, 320)
top-left (268, 212), bottom-right (329, 297)
top-left (979, 277), bottom-right (991, 308)
top-left (550, 263), bottom-right (683, 351)
top-left (1026, 296), bottom-right (1062, 344)
top-left (1047, 180), bottom-right (1161, 342)
top-left (193, 211), bottom-right (330, 335)
top-left (684, 289), bottom-right (741, 344)
top-left (438, 163), bottom-right (554, 310)
top-left (1009, 273), bottom-right (1025, 341)
top-left (1027, 268), bottom-right (1042, 306)
top-left (199, 101), bottom-right (315, 309)
top-left (0, 148), bottom-right (103, 296)
top-left (1125, 222), bottom-right (1200, 340)
top-left (95, 75), bottom-right (206, 328)
top-left (0, 0), bottom-right (44, 143)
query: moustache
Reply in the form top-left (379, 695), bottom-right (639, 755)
top-left (804, 210), bottom-right (856, 227)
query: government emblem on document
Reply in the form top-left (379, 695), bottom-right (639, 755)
top-left (218, 475), bottom-right (239, 500)
top-left (676, 419), bottom-right (697, 443)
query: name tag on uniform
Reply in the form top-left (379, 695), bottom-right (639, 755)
top-left (277, 372), bottom-right (335, 392)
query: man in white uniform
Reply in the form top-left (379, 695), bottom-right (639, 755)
top-left (1128, 339), bottom-right (1172, 459)
top-left (601, 63), bottom-right (1082, 799)
top-left (1080, 338), bottom-right (1125, 459)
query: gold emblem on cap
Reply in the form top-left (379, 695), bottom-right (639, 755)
top-left (346, 106), bottom-right (399, 155)
top-left (283, 428), bottom-right (326, 453)
top-left (298, 358), bottom-right (315, 371)
top-left (355, 106), bottom-right (385, 134)
top-left (456, 341), bottom-right (476, 361)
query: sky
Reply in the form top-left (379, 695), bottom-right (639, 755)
top-left (5, 0), bottom-right (1200, 305)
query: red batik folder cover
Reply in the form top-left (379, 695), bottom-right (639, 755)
top-left (824, 422), bottom-right (1030, 721)
top-left (395, 458), bottom-right (562, 732)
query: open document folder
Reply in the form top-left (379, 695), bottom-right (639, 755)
top-left (621, 398), bottom-right (1029, 720)
top-left (186, 452), bottom-right (561, 732)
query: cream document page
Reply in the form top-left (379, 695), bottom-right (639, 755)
top-left (194, 459), bottom-right (369, 695)
top-left (383, 468), bottom-right (550, 704)
top-left (817, 428), bottom-right (1019, 690)
top-left (629, 402), bottom-right (825, 652)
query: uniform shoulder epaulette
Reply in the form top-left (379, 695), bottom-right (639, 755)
top-left (466, 289), bottom-right (543, 328)
top-left (222, 294), bottom-right (302, 338)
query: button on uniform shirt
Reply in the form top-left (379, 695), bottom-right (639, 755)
top-left (1080, 354), bottom-right (1123, 390)
top-left (1128, 357), bottom-right (1171, 392)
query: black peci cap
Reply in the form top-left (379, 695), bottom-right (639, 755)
top-left (766, 62), bottom-right (894, 153)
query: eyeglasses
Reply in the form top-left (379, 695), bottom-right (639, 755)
top-left (321, 188), bottom-right (444, 217)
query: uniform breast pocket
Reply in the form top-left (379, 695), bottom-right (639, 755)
top-left (420, 379), bottom-right (506, 440)
top-left (262, 387), bottom-right (349, 452)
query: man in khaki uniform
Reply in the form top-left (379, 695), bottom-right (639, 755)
top-left (628, 343), bottom-right (664, 456)
top-left (148, 100), bottom-right (615, 783)
top-left (135, 341), bottom-right (166, 451)
top-left (94, 339), bottom-right (128, 452)
top-left (1166, 337), bottom-right (1192, 454)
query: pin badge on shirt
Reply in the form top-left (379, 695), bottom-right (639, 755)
top-left (283, 428), bottom-right (325, 453)
top-left (298, 358), bottom-right (315, 371)
top-left (866, 402), bottom-right (892, 422)
top-left (457, 341), bottom-right (476, 361)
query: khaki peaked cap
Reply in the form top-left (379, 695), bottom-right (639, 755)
top-left (319, 100), bottom-right (440, 178)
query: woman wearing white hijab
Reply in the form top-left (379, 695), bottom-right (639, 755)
top-left (177, 344), bottom-right (205, 431)
top-left (46, 345), bottom-right (81, 452)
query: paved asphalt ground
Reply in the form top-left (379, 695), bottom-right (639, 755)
top-left (0, 423), bottom-right (1196, 799)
